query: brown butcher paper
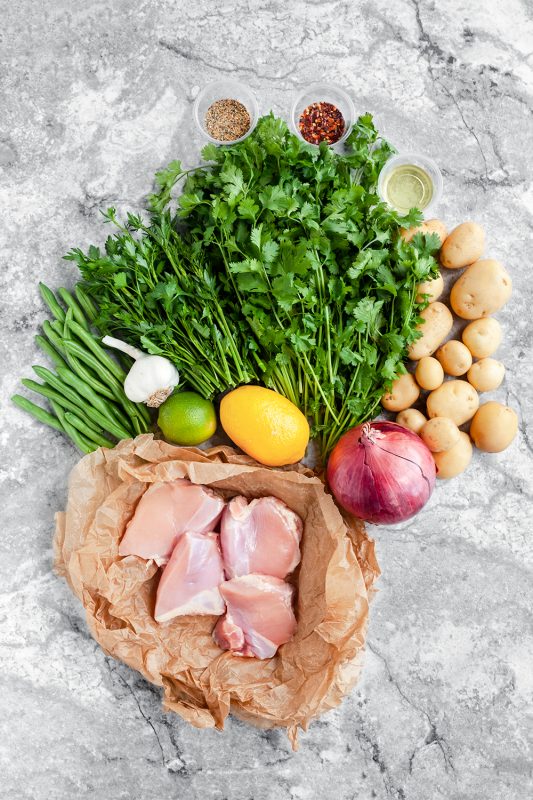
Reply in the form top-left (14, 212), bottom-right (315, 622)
top-left (54, 434), bottom-right (379, 747)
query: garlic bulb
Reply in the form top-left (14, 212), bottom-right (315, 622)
top-left (102, 336), bottom-right (179, 408)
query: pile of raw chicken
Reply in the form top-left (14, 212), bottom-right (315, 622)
top-left (119, 479), bottom-right (302, 659)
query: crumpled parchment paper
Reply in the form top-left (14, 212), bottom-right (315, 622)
top-left (54, 434), bottom-right (380, 748)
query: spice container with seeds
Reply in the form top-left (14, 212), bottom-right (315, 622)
top-left (193, 80), bottom-right (259, 145)
top-left (291, 83), bottom-right (355, 147)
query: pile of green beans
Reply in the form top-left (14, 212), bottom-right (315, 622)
top-left (11, 283), bottom-right (151, 453)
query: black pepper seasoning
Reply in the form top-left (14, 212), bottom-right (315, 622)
top-left (205, 98), bottom-right (251, 142)
top-left (299, 101), bottom-right (345, 145)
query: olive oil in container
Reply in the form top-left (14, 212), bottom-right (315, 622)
top-left (378, 154), bottom-right (443, 216)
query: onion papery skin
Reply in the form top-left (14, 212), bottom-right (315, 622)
top-left (326, 421), bottom-right (436, 524)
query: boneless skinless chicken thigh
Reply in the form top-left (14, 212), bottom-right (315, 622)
top-left (220, 495), bottom-right (303, 579)
top-left (213, 575), bottom-right (297, 659)
top-left (119, 479), bottom-right (225, 564)
top-left (154, 531), bottom-right (225, 622)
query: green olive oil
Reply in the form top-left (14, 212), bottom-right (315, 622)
top-left (383, 164), bottom-right (434, 214)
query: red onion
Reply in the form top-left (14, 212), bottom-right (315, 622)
top-left (327, 421), bottom-right (436, 524)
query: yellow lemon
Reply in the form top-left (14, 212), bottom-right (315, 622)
top-left (220, 385), bottom-right (309, 467)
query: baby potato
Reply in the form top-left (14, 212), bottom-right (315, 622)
top-left (450, 259), bottom-right (512, 320)
top-left (433, 432), bottom-right (473, 479)
top-left (467, 358), bottom-right (505, 392)
top-left (396, 408), bottom-right (427, 434)
top-left (420, 417), bottom-right (461, 453)
top-left (382, 373), bottom-right (420, 412)
top-left (401, 219), bottom-right (448, 246)
top-left (415, 356), bottom-right (444, 391)
top-left (407, 302), bottom-right (454, 360)
top-left (461, 317), bottom-right (502, 358)
top-left (470, 402), bottom-right (518, 452)
top-left (426, 380), bottom-right (479, 426)
top-left (436, 340), bottom-right (473, 376)
top-left (416, 271), bottom-right (444, 304)
top-left (440, 221), bottom-right (485, 269)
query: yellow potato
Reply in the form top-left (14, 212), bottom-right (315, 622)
top-left (436, 340), bottom-right (473, 376)
top-left (440, 221), bottom-right (485, 269)
top-left (433, 432), bottom-right (473, 478)
top-left (396, 408), bottom-right (427, 434)
top-left (415, 356), bottom-right (444, 391)
top-left (461, 317), bottom-right (502, 358)
top-left (469, 402), bottom-right (518, 452)
top-left (467, 358), bottom-right (505, 392)
top-left (382, 373), bottom-right (420, 412)
top-left (416, 271), bottom-right (444, 304)
top-left (407, 302), bottom-right (454, 360)
top-left (420, 417), bottom-right (461, 453)
top-left (401, 219), bottom-right (448, 246)
top-left (426, 380), bottom-right (479, 426)
top-left (450, 259), bottom-right (512, 320)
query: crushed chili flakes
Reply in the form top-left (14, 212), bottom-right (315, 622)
top-left (298, 101), bottom-right (345, 145)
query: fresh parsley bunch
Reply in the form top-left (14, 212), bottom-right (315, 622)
top-left (153, 114), bottom-right (440, 456)
top-left (69, 114), bottom-right (440, 460)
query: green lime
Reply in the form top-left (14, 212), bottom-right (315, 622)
top-left (157, 391), bottom-right (217, 446)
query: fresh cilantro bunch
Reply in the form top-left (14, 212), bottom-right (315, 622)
top-left (152, 114), bottom-right (440, 457)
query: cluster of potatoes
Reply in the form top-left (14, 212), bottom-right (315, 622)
top-left (382, 220), bottom-right (518, 479)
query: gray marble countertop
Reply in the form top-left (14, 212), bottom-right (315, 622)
top-left (1, 1), bottom-right (532, 798)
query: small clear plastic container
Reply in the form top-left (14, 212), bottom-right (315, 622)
top-left (377, 153), bottom-right (443, 216)
top-left (193, 80), bottom-right (259, 145)
top-left (290, 82), bottom-right (355, 147)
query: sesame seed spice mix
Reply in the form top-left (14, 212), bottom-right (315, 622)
top-left (205, 98), bottom-right (251, 142)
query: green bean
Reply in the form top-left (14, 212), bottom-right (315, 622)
top-left (52, 397), bottom-right (122, 447)
top-left (31, 366), bottom-right (85, 413)
top-left (57, 288), bottom-right (89, 330)
top-left (23, 379), bottom-right (132, 440)
top-left (55, 365), bottom-right (125, 425)
top-left (64, 350), bottom-right (117, 401)
top-left (33, 363), bottom-right (112, 421)
top-left (63, 307), bottom-right (73, 340)
top-left (64, 412), bottom-right (115, 448)
top-left (129, 396), bottom-right (151, 427)
top-left (74, 285), bottom-right (98, 323)
top-left (62, 338), bottom-right (124, 393)
top-left (33, 362), bottom-right (114, 429)
top-left (39, 283), bottom-right (66, 322)
top-left (41, 327), bottom-right (128, 433)
top-left (130, 414), bottom-right (143, 436)
top-left (50, 394), bottom-right (109, 439)
top-left (50, 319), bottom-right (65, 337)
top-left (11, 394), bottom-right (64, 433)
top-left (61, 338), bottom-right (147, 428)
top-left (50, 400), bottom-right (95, 453)
top-left (66, 319), bottom-right (127, 382)
top-left (34, 335), bottom-right (67, 370)
top-left (119, 393), bottom-right (150, 430)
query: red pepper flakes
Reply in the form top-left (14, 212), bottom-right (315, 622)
top-left (298, 101), bottom-right (345, 145)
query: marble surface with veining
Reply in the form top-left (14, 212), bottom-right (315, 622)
top-left (1, 1), bottom-right (532, 798)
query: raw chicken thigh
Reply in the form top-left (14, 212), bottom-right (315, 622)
top-left (213, 574), bottom-right (297, 658)
top-left (154, 531), bottom-right (225, 623)
top-left (119, 479), bottom-right (225, 564)
top-left (220, 496), bottom-right (303, 579)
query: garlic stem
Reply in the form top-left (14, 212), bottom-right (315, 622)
top-left (102, 335), bottom-right (144, 361)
